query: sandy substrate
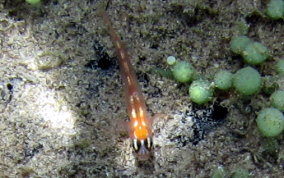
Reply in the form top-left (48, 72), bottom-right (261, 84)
top-left (0, 0), bottom-right (283, 177)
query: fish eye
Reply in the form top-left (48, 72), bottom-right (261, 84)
top-left (132, 138), bottom-right (141, 152)
top-left (145, 137), bottom-right (153, 149)
top-left (132, 137), bottom-right (153, 153)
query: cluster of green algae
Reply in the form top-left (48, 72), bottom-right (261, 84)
top-left (167, 35), bottom-right (284, 139)
top-left (156, 1), bottom-right (284, 176)
top-left (229, 35), bottom-right (284, 138)
top-left (175, 36), bottom-right (284, 137)
top-left (166, 0), bottom-right (284, 138)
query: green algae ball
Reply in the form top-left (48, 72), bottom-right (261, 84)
top-left (256, 107), bottom-right (284, 137)
top-left (172, 61), bottom-right (194, 83)
top-left (26, 0), bottom-right (41, 5)
top-left (189, 79), bottom-right (213, 104)
top-left (266, 0), bottom-right (284, 20)
top-left (233, 67), bottom-right (261, 95)
top-left (214, 70), bottom-right (233, 90)
top-left (230, 36), bottom-right (252, 55)
top-left (242, 42), bottom-right (269, 65)
top-left (232, 168), bottom-right (250, 178)
top-left (275, 59), bottom-right (284, 75)
top-left (270, 90), bottom-right (284, 111)
top-left (211, 166), bottom-right (226, 178)
top-left (166, 56), bottom-right (176, 65)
